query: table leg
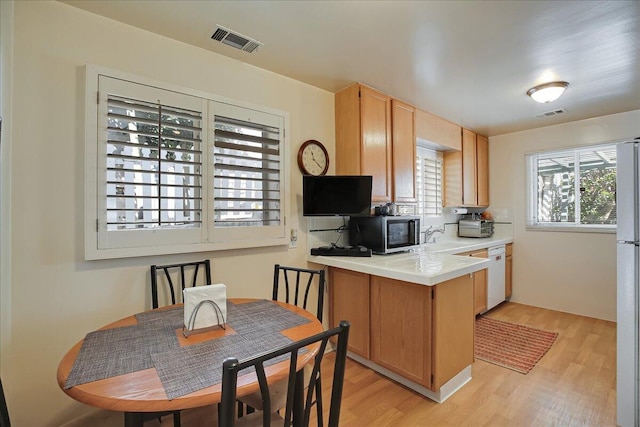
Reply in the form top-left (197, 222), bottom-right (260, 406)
top-left (124, 412), bottom-right (144, 427)
top-left (293, 370), bottom-right (304, 427)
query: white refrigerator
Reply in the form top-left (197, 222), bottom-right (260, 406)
top-left (617, 140), bottom-right (640, 427)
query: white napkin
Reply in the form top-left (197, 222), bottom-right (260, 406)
top-left (183, 283), bottom-right (227, 331)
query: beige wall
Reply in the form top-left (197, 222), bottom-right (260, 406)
top-left (490, 109), bottom-right (640, 322)
top-left (4, 2), bottom-right (334, 426)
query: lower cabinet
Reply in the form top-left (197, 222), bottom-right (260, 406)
top-left (371, 276), bottom-right (432, 387)
top-left (458, 249), bottom-right (488, 315)
top-left (505, 243), bottom-right (513, 298)
top-left (329, 267), bottom-right (474, 391)
top-left (328, 268), bottom-right (370, 358)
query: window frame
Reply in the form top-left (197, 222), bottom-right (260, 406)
top-left (525, 142), bottom-right (617, 233)
top-left (85, 65), bottom-right (290, 260)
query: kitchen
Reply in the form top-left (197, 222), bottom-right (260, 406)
top-left (1, 1), bottom-right (639, 426)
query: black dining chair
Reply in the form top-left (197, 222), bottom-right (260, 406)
top-left (148, 259), bottom-right (212, 426)
top-left (219, 321), bottom-right (350, 427)
top-left (238, 265), bottom-right (326, 422)
top-left (0, 378), bottom-right (10, 427)
top-left (150, 260), bottom-right (212, 309)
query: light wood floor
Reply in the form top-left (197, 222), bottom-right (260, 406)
top-left (88, 302), bottom-right (617, 427)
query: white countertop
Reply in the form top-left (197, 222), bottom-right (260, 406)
top-left (307, 236), bottom-right (513, 286)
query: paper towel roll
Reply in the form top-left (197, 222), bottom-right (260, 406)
top-left (452, 208), bottom-right (468, 215)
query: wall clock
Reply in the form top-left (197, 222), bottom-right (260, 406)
top-left (297, 139), bottom-right (329, 176)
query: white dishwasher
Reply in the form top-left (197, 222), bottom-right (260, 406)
top-left (487, 245), bottom-right (506, 310)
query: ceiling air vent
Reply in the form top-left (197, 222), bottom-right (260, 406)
top-left (536, 108), bottom-right (567, 118)
top-left (211, 25), bottom-right (263, 53)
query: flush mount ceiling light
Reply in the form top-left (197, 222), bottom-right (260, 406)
top-left (526, 81), bottom-right (570, 103)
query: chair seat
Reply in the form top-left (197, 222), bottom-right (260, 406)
top-left (234, 411), bottom-right (285, 427)
top-left (239, 363), bottom-right (315, 410)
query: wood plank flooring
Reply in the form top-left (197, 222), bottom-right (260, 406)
top-left (86, 301), bottom-right (616, 427)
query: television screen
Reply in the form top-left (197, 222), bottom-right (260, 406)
top-left (303, 175), bottom-right (372, 216)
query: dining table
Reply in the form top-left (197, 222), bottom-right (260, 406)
top-left (57, 298), bottom-right (323, 427)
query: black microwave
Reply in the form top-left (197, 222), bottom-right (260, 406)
top-left (349, 216), bottom-right (421, 254)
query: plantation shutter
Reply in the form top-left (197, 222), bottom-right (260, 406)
top-left (97, 76), bottom-right (205, 250)
top-left (106, 95), bottom-right (203, 229)
top-left (210, 103), bottom-right (285, 242)
top-left (416, 147), bottom-right (443, 218)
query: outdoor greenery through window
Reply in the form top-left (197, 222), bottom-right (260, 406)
top-left (526, 143), bottom-right (617, 230)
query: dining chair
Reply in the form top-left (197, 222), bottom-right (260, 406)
top-left (238, 265), bottom-right (326, 422)
top-left (219, 320), bottom-right (350, 427)
top-left (150, 260), bottom-right (212, 309)
top-left (148, 259), bottom-right (212, 426)
top-left (0, 377), bottom-right (10, 427)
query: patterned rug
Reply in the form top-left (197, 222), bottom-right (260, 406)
top-left (474, 316), bottom-right (558, 374)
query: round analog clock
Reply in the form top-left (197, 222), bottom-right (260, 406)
top-left (297, 139), bottom-right (329, 176)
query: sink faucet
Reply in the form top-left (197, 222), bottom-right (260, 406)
top-left (423, 225), bottom-right (445, 244)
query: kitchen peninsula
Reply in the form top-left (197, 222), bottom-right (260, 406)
top-left (309, 237), bottom-right (512, 403)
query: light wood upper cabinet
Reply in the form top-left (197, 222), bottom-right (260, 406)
top-left (476, 134), bottom-right (489, 207)
top-left (371, 275), bottom-right (432, 387)
top-left (391, 100), bottom-right (416, 203)
top-left (328, 267), bottom-right (371, 358)
top-left (335, 84), bottom-right (392, 203)
top-left (443, 128), bottom-right (490, 207)
top-left (415, 109), bottom-right (461, 151)
top-left (462, 128), bottom-right (478, 206)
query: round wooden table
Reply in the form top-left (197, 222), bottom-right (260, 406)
top-left (57, 298), bottom-right (323, 425)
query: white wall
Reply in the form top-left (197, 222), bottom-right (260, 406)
top-left (4, 2), bottom-right (335, 426)
top-left (490, 109), bottom-right (640, 322)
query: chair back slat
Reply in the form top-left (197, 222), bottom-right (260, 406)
top-left (273, 265), bottom-right (326, 322)
top-left (150, 260), bottom-right (212, 309)
top-left (219, 321), bottom-right (350, 427)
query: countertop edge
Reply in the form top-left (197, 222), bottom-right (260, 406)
top-left (307, 237), bottom-right (513, 286)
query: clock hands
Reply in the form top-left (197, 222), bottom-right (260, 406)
top-left (310, 151), bottom-right (324, 168)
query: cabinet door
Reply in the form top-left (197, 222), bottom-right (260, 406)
top-left (476, 134), bottom-right (489, 207)
top-left (443, 150), bottom-right (463, 207)
top-left (470, 249), bottom-right (488, 315)
top-left (370, 276), bottom-right (432, 388)
top-left (461, 128), bottom-right (478, 206)
top-left (328, 268), bottom-right (370, 358)
top-left (432, 274), bottom-right (474, 389)
top-left (391, 100), bottom-right (416, 203)
top-left (360, 86), bottom-right (392, 203)
top-left (505, 244), bottom-right (513, 298)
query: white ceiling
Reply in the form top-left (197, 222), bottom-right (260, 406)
top-left (61, 0), bottom-right (640, 136)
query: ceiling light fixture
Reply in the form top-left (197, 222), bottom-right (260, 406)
top-left (526, 81), bottom-right (569, 103)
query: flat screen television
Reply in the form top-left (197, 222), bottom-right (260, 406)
top-left (303, 175), bottom-right (372, 216)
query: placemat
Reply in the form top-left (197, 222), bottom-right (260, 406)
top-left (64, 321), bottom-right (179, 389)
top-left (64, 299), bottom-right (313, 398)
top-left (151, 331), bottom-right (300, 399)
top-left (227, 299), bottom-right (312, 335)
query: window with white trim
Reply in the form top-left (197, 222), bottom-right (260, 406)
top-left (526, 143), bottom-right (617, 231)
top-left (416, 146), bottom-right (443, 218)
top-left (86, 68), bottom-right (288, 259)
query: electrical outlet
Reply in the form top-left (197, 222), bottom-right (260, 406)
top-left (289, 228), bottom-right (298, 249)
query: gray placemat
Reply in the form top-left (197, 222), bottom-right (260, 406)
top-left (151, 332), bottom-right (300, 399)
top-left (227, 299), bottom-right (312, 335)
top-left (64, 322), bottom-right (179, 389)
top-left (135, 305), bottom-right (183, 329)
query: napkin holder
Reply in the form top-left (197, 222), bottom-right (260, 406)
top-left (183, 283), bottom-right (227, 337)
